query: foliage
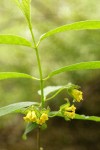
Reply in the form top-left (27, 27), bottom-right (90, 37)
top-left (0, 0), bottom-right (100, 149)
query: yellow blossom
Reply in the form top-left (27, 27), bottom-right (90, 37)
top-left (37, 113), bottom-right (48, 125)
top-left (72, 89), bottom-right (83, 102)
top-left (64, 105), bottom-right (76, 119)
top-left (65, 105), bottom-right (76, 112)
top-left (41, 113), bottom-right (48, 121)
top-left (23, 110), bottom-right (37, 122)
top-left (64, 111), bottom-right (75, 119)
top-left (31, 111), bottom-right (37, 122)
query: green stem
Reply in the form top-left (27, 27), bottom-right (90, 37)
top-left (35, 48), bottom-right (45, 108)
top-left (29, 26), bottom-right (45, 108)
top-left (37, 128), bottom-right (40, 150)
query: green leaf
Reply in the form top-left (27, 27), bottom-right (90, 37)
top-left (0, 102), bottom-right (38, 117)
top-left (14, 0), bottom-right (31, 25)
top-left (47, 61), bottom-right (100, 78)
top-left (38, 83), bottom-right (78, 101)
top-left (22, 122), bottom-right (38, 140)
top-left (0, 35), bottom-right (32, 47)
top-left (39, 20), bottom-right (100, 42)
top-left (0, 72), bottom-right (38, 80)
top-left (49, 111), bottom-right (100, 122)
top-left (75, 114), bottom-right (100, 122)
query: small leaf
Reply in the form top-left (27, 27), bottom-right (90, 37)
top-left (0, 72), bottom-right (38, 81)
top-left (75, 114), bottom-right (100, 122)
top-left (39, 20), bottom-right (100, 42)
top-left (47, 61), bottom-right (100, 78)
top-left (22, 122), bottom-right (37, 140)
top-left (0, 102), bottom-right (38, 117)
top-left (0, 35), bottom-right (32, 47)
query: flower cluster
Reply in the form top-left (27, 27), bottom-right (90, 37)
top-left (23, 110), bottom-right (48, 125)
top-left (23, 88), bottom-right (83, 124)
top-left (60, 88), bottom-right (83, 119)
top-left (23, 110), bottom-right (37, 122)
top-left (71, 89), bottom-right (83, 102)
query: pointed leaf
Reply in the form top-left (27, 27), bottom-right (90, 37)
top-left (0, 35), bottom-right (32, 47)
top-left (22, 122), bottom-right (38, 140)
top-left (0, 72), bottom-right (38, 80)
top-left (0, 102), bottom-right (39, 117)
top-left (49, 111), bottom-right (100, 122)
top-left (39, 20), bottom-right (100, 42)
top-left (14, 0), bottom-right (31, 25)
top-left (75, 114), bottom-right (100, 122)
top-left (47, 61), bottom-right (100, 78)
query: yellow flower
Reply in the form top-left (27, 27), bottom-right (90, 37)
top-left (65, 105), bottom-right (76, 112)
top-left (31, 111), bottom-right (37, 122)
top-left (64, 111), bottom-right (75, 119)
top-left (23, 110), bottom-right (37, 122)
top-left (41, 113), bottom-right (48, 121)
top-left (72, 89), bottom-right (83, 102)
top-left (64, 105), bottom-right (76, 119)
top-left (23, 110), bottom-right (49, 125)
top-left (37, 113), bottom-right (48, 125)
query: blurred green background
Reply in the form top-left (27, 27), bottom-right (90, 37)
top-left (0, 0), bottom-right (100, 150)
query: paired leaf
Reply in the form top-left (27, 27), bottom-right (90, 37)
top-left (47, 61), bottom-right (100, 79)
top-left (0, 72), bottom-right (38, 80)
top-left (39, 20), bottom-right (100, 43)
top-left (0, 35), bottom-right (32, 47)
top-left (0, 102), bottom-right (39, 117)
top-left (22, 122), bottom-right (38, 140)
